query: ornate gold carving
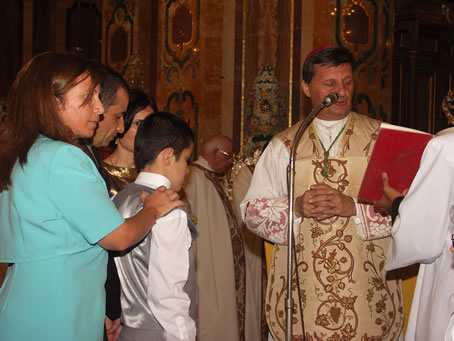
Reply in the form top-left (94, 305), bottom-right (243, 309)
top-left (172, 5), bottom-right (193, 50)
top-left (163, 0), bottom-right (200, 81)
top-left (104, 2), bottom-right (134, 72)
top-left (442, 90), bottom-right (454, 125)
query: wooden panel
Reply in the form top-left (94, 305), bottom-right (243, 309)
top-left (0, 0), bottom-right (23, 98)
top-left (392, 8), bottom-right (454, 133)
top-left (392, 58), bottom-right (410, 126)
top-left (418, 34), bottom-right (438, 53)
top-left (33, 0), bottom-right (55, 54)
top-left (414, 69), bottom-right (435, 132)
top-left (232, 0), bottom-right (244, 152)
top-left (66, 1), bottom-right (102, 60)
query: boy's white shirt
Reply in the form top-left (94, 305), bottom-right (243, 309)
top-left (117, 172), bottom-right (196, 341)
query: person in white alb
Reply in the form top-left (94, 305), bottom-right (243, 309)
top-left (374, 130), bottom-right (454, 341)
top-left (240, 46), bottom-right (404, 340)
top-left (114, 112), bottom-right (197, 341)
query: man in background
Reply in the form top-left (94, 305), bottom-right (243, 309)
top-left (183, 135), bottom-right (247, 341)
top-left (85, 64), bottom-right (129, 341)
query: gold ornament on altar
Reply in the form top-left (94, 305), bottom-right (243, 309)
top-left (442, 90), bottom-right (454, 125)
top-left (223, 148), bottom-right (264, 203)
top-left (231, 149), bottom-right (263, 182)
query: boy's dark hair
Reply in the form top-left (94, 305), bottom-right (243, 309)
top-left (134, 112), bottom-right (195, 170)
top-left (302, 47), bottom-right (354, 84)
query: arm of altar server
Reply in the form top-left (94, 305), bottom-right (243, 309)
top-left (386, 136), bottom-right (454, 270)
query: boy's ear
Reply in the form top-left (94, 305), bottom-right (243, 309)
top-left (161, 147), bottom-right (175, 167)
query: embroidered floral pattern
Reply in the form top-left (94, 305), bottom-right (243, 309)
top-left (356, 204), bottom-right (392, 240)
top-left (312, 158), bottom-right (350, 188)
top-left (363, 242), bottom-right (400, 339)
top-left (363, 125), bottom-right (380, 158)
top-left (244, 198), bottom-right (289, 244)
top-left (263, 113), bottom-right (402, 341)
top-left (342, 127), bottom-right (354, 156)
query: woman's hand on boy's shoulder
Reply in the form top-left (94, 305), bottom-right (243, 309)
top-left (141, 186), bottom-right (184, 218)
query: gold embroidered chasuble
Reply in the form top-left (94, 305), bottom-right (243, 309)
top-left (267, 112), bottom-right (403, 340)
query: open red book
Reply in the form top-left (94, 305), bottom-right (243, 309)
top-left (358, 123), bottom-right (433, 202)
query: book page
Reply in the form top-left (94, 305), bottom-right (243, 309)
top-left (379, 122), bottom-right (431, 135)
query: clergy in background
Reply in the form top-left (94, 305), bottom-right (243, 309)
top-left (231, 150), bottom-right (268, 341)
top-left (183, 134), bottom-right (245, 341)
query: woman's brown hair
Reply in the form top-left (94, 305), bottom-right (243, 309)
top-left (0, 51), bottom-right (103, 191)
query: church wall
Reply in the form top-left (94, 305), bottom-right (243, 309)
top-left (1, 0), bottom-right (395, 156)
top-left (233, 0), bottom-right (394, 157)
top-left (311, 0), bottom-right (395, 123)
top-left (155, 0), bottom-right (225, 157)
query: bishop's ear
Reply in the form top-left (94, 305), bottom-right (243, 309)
top-left (302, 80), bottom-right (311, 98)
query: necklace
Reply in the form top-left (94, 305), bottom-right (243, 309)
top-left (318, 124), bottom-right (345, 177)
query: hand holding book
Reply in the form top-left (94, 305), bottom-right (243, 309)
top-left (358, 123), bottom-right (433, 203)
top-left (373, 172), bottom-right (408, 215)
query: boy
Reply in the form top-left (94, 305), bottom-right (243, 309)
top-left (113, 112), bottom-right (197, 341)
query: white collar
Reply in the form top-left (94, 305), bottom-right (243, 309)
top-left (134, 172), bottom-right (171, 189)
top-left (314, 116), bottom-right (348, 129)
top-left (195, 157), bottom-right (215, 172)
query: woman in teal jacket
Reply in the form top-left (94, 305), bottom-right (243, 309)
top-left (0, 51), bottom-right (183, 341)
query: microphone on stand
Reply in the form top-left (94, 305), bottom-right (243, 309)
top-left (321, 93), bottom-right (339, 106)
top-left (285, 92), bottom-right (338, 341)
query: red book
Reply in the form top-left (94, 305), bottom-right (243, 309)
top-left (358, 123), bottom-right (433, 202)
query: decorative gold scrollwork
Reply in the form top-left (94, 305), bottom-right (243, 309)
top-left (442, 90), bottom-right (454, 125)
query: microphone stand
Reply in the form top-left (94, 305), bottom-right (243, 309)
top-left (285, 94), bottom-right (337, 341)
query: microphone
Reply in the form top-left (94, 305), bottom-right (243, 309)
top-left (321, 93), bottom-right (339, 107)
top-left (285, 90), bottom-right (338, 339)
